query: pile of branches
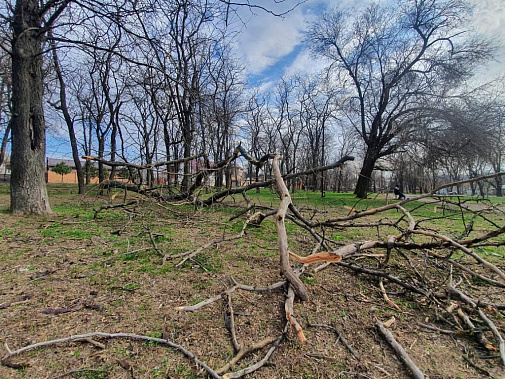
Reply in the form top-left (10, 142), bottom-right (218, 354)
top-left (83, 145), bottom-right (355, 207)
top-left (170, 154), bottom-right (505, 377)
top-left (3, 151), bottom-right (505, 378)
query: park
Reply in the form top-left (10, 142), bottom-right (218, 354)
top-left (1, 0), bottom-right (505, 377)
top-left (1, 162), bottom-right (504, 377)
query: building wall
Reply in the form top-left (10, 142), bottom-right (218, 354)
top-left (47, 170), bottom-right (99, 184)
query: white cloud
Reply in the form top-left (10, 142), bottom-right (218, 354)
top-left (236, 0), bottom-right (505, 89)
top-left (472, 0), bottom-right (505, 37)
top-left (283, 48), bottom-right (325, 77)
top-left (234, 6), bottom-right (306, 75)
top-left (470, 0), bottom-right (505, 83)
top-left (232, 0), bottom-right (370, 81)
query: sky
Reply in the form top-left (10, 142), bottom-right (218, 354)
top-left (234, 0), bottom-right (505, 89)
top-left (44, 0), bottom-right (505, 160)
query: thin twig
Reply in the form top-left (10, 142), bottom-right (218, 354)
top-left (308, 323), bottom-right (360, 360)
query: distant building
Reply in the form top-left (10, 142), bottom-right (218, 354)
top-left (0, 155), bottom-right (10, 182)
top-left (46, 158), bottom-right (99, 184)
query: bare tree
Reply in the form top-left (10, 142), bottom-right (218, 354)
top-left (272, 76), bottom-right (304, 192)
top-left (487, 101), bottom-right (505, 196)
top-left (307, 0), bottom-right (492, 198)
top-left (202, 44), bottom-right (244, 189)
top-left (242, 91), bottom-right (270, 187)
top-left (48, 37), bottom-right (85, 194)
top-left (298, 78), bottom-right (336, 193)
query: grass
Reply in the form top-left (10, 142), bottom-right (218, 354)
top-left (1, 184), bottom-right (502, 260)
top-left (1, 182), bottom-right (505, 378)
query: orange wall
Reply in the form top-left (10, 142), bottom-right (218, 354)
top-left (47, 170), bottom-right (99, 184)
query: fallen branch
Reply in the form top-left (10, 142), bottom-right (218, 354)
top-left (216, 336), bottom-right (277, 374)
top-left (82, 154), bottom-right (204, 170)
top-left (448, 286), bottom-right (505, 368)
top-left (93, 200), bottom-right (138, 219)
top-left (176, 278), bottom-right (287, 312)
top-left (379, 278), bottom-right (402, 312)
top-left (376, 321), bottom-right (425, 379)
top-left (285, 285), bottom-right (306, 343)
top-left (226, 294), bottom-right (241, 352)
top-left (1, 332), bottom-right (219, 378)
top-left (418, 323), bottom-right (457, 335)
top-left (457, 308), bottom-right (495, 351)
top-left (411, 229), bottom-right (505, 282)
top-left (41, 300), bottom-right (82, 315)
top-left (0, 293), bottom-right (33, 310)
top-left (289, 251), bottom-right (342, 264)
top-left (176, 286), bottom-right (238, 312)
top-left (222, 324), bottom-right (287, 379)
top-left (336, 262), bottom-right (429, 297)
top-left (272, 153), bottom-right (308, 302)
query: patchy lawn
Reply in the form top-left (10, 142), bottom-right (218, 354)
top-left (1, 184), bottom-right (504, 378)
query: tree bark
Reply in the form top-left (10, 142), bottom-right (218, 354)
top-left (10, 0), bottom-right (52, 214)
top-left (354, 148), bottom-right (377, 199)
top-left (495, 176), bottom-right (503, 197)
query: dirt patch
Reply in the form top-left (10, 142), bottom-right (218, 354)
top-left (1, 188), bottom-right (504, 378)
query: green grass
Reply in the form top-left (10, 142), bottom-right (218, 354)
top-left (2, 182), bottom-right (504, 268)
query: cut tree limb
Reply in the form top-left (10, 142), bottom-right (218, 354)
top-left (289, 251), bottom-right (342, 264)
top-left (285, 285), bottom-right (307, 342)
top-left (272, 153), bottom-right (309, 302)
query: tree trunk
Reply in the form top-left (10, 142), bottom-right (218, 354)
top-left (97, 137), bottom-right (105, 183)
top-left (495, 176), bottom-right (503, 197)
top-left (354, 152), bottom-right (377, 199)
top-left (109, 124), bottom-right (117, 182)
top-left (180, 110), bottom-right (193, 193)
top-left (50, 39), bottom-right (85, 194)
top-left (10, 0), bottom-right (52, 214)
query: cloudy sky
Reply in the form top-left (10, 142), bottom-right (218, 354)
top-left (45, 0), bottom-right (505, 160)
top-left (234, 0), bottom-right (505, 88)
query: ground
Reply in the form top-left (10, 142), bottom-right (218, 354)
top-left (0, 185), bottom-right (504, 379)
